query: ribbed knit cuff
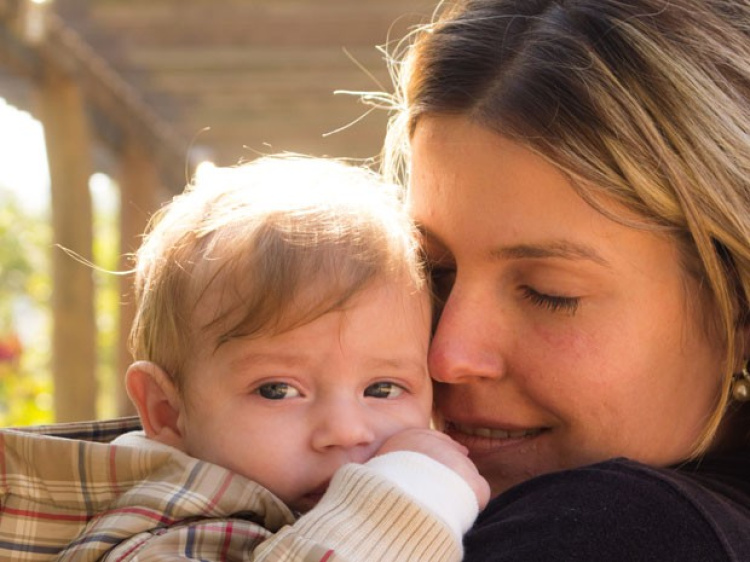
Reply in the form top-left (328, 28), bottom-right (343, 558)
top-left (364, 451), bottom-right (479, 541)
top-left (288, 462), bottom-right (463, 562)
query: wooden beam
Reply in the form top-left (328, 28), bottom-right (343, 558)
top-left (0, 5), bottom-right (188, 189)
top-left (40, 12), bottom-right (187, 190)
top-left (36, 66), bottom-right (97, 422)
top-left (0, 4), bottom-right (189, 420)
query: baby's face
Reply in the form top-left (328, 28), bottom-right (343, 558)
top-left (175, 280), bottom-right (432, 512)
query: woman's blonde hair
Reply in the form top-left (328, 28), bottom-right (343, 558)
top-left (384, 0), bottom-right (750, 453)
top-left (129, 155), bottom-right (424, 390)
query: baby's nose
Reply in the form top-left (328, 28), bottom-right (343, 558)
top-left (310, 400), bottom-right (378, 455)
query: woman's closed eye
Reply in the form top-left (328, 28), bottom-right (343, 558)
top-left (430, 265), bottom-right (456, 297)
top-left (364, 381), bottom-right (405, 399)
top-left (522, 286), bottom-right (580, 315)
top-left (421, 240), bottom-right (456, 298)
top-left (427, 262), bottom-right (456, 332)
top-left (256, 382), bottom-right (301, 400)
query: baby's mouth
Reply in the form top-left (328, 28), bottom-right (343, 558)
top-left (304, 480), bottom-right (330, 499)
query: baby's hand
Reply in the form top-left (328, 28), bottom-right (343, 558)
top-left (376, 428), bottom-right (491, 509)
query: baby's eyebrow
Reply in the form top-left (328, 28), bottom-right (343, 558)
top-left (229, 352), bottom-right (310, 371)
top-left (491, 242), bottom-right (611, 267)
top-left (362, 357), bottom-right (427, 371)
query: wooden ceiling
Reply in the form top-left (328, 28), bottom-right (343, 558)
top-left (0, 0), bottom-right (436, 189)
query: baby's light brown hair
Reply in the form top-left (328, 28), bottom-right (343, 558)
top-left (129, 155), bottom-right (425, 390)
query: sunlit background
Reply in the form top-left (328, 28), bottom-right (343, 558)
top-left (0, 96), bottom-right (120, 424)
top-left (0, 0), bottom-right (435, 425)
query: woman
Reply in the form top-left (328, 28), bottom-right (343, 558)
top-left (382, 0), bottom-right (750, 559)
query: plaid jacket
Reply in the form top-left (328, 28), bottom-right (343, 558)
top-left (0, 418), bottom-right (459, 562)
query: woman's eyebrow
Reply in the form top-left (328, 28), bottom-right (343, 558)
top-left (415, 225), bottom-right (609, 266)
top-left (491, 242), bottom-right (610, 266)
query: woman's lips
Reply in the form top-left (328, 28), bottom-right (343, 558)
top-left (444, 421), bottom-right (548, 454)
top-left (448, 422), bottom-right (546, 439)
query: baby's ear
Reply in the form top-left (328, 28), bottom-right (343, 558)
top-left (125, 361), bottom-right (185, 450)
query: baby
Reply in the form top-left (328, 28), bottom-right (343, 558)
top-left (0, 155), bottom-right (487, 562)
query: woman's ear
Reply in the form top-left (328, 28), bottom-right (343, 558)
top-left (125, 361), bottom-right (186, 450)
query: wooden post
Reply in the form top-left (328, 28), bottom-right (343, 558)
top-left (36, 68), bottom-right (97, 422)
top-left (116, 138), bottom-right (162, 416)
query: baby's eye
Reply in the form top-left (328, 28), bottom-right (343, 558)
top-left (256, 382), bottom-right (301, 400)
top-left (364, 382), bottom-right (405, 399)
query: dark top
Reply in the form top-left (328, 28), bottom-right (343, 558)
top-left (464, 452), bottom-right (750, 561)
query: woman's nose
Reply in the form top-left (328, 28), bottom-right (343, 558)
top-left (310, 399), bottom-right (378, 454)
top-left (429, 286), bottom-right (505, 384)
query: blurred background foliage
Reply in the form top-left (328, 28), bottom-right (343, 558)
top-left (0, 176), bottom-right (120, 426)
top-left (0, 190), bottom-right (52, 425)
